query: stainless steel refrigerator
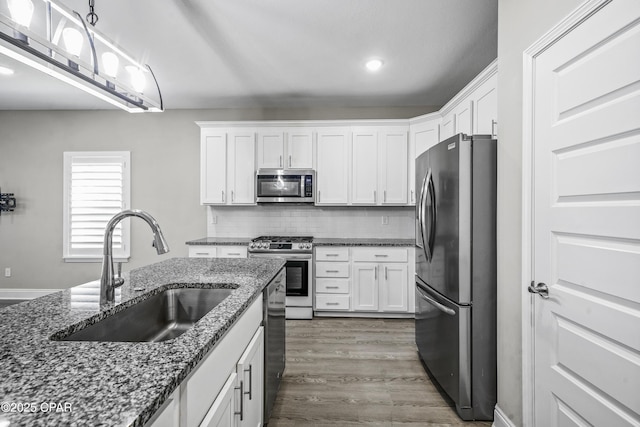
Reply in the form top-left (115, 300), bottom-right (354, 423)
top-left (415, 133), bottom-right (497, 421)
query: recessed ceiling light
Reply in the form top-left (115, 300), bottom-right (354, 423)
top-left (0, 66), bottom-right (14, 76)
top-left (365, 59), bottom-right (384, 72)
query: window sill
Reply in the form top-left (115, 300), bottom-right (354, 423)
top-left (63, 257), bottom-right (130, 263)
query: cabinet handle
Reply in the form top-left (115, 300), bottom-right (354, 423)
top-left (374, 254), bottom-right (389, 257)
top-left (227, 252), bottom-right (241, 256)
top-left (195, 252), bottom-right (209, 256)
top-left (318, 190), bottom-right (321, 203)
top-left (326, 286), bottom-right (339, 289)
top-left (221, 190), bottom-right (225, 203)
top-left (385, 266), bottom-right (388, 280)
top-left (491, 120), bottom-right (497, 136)
top-left (411, 190), bottom-right (414, 203)
top-left (234, 381), bottom-right (244, 420)
top-left (384, 190), bottom-right (387, 203)
top-left (244, 365), bottom-right (253, 400)
top-left (326, 302), bottom-right (340, 306)
top-left (289, 155), bottom-right (292, 168)
top-left (231, 190), bottom-right (235, 202)
top-left (374, 190), bottom-right (377, 203)
top-left (326, 270), bottom-right (339, 273)
top-left (280, 155), bottom-right (283, 167)
top-left (374, 266), bottom-right (377, 280)
top-left (326, 254), bottom-right (340, 257)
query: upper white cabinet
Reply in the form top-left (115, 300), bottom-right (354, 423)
top-left (316, 128), bottom-right (350, 205)
top-left (408, 114), bottom-right (440, 205)
top-left (200, 129), bottom-right (256, 206)
top-left (352, 126), bottom-right (408, 206)
top-left (257, 129), bottom-right (314, 170)
top-left (473, 72), bottom-right (498, 136)
top-left (437, 59), bottom-right (498, 143)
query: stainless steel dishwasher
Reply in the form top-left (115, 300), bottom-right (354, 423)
top-left (263, 268), bottom-right (286, 423)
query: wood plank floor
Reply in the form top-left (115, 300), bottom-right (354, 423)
top-left (268, 318), bottom-right (492, 427)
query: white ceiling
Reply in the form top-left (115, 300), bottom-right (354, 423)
top-left (0, 0), bottom-right (498, 111)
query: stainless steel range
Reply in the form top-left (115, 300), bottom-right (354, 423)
top-left (248, 236), bottom-right (313, 320)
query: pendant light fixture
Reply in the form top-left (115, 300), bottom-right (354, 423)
top-left (0, 0), bottom-right (163, 112)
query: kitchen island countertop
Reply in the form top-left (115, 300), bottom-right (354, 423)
top-left (0, 257), bottom-right (284, 427)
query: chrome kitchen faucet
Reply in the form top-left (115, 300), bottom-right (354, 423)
top-left (100, 209), bottom-right (169, 305)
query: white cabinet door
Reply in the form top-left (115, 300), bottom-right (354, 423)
top-left (409, 118), bottom-right (440, 205)
top-left (201, 132), bottom-right (227, 205)
top-left (229, 132), bottom-right (256, 205)
top-left (473, 73), bottom-right (498, 136)
top-left (257, 131), bottom-right (285, 169)
top-left (351, 129), bottom-right (378, 205)
top-left (199, 372), bottom-right (238, 427)
top-left (440, 114), bottom-right (454, 141)
top-left (379, 263), bottom-right (408, 312)
top-left (287, 130), bottom-right (314, 169)
top-left (316, 129), bottom-right (350, 205)
top-left (454, 100), bottom-right (472, 135)
top-left (379, 130), bottom-right (408, 205)
top-left (352, 263), bottom-right (378, 311)
top-left (237, 327), bottom-right (264, 427)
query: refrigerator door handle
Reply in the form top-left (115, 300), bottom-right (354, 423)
top-left (416, 171), bottom-right (428, 250)
top-left (416, 283), bottom-right (455, 316)
top-left (419, 169), bottom-right (433, 261)
top-left (426, 172), bottom-right (436, 258)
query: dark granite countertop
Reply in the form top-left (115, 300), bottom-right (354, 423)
top-left (0, 257), bottom-right (284, 427)
top-left (186, 237), bottom-right (415, 247)
top-left (314, 238), bottom-right (415, 247)
top-left (185, 237), bottom-right (251, 246)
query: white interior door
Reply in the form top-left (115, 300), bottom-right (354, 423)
top-left (531, 1), bottom-right (640, 425)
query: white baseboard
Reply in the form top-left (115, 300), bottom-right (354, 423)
top-left (493, 405), bottom-right (517, 427)
top-left (0, 289), bottom-right (61, 300)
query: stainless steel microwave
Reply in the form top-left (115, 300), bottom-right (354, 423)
top-left (256, 169), bottom-right (315, 203)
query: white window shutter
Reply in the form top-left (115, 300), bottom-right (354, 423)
top-left (63, 152), bottom-right (131, 262)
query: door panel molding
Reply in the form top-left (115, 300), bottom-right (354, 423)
top-left (521, 1), bottom-right (616, 426)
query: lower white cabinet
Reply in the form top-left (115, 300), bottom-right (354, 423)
top-left (188, 245), bottom-right (248, 259)
top-left (146, 296), bottom-right (264, 427)
top-left (314, 246), bottom-right (414, 316)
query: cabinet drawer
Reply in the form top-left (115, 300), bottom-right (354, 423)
top-left (351, 247), bottom-right (408, 263)
top-left (315, 294), bottom-right (350, 310)
top-left (315, 247), bottom-right (349, 261)
top-left (188, 246), bottom-right (217, 258)
top-left (316, 278), bottom-right (350, 294)
top-left (217, 246), bottom-right (248, 258)
top-left (315, 262), bottom-right (349, 278)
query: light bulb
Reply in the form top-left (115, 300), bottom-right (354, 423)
top-left (126, 66), bottom-right (146, 93)
top-left (62, 27), bottom-right (83, 57)
top-left (7, 0), bottom-right (34, 28)
top-left (102, 52), bottom-right (119, 78)
top-left (365, 59), bottom-right (384, 72)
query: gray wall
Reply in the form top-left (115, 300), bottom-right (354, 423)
top-left (0, 106), bottom-right (434, 290)
top-left (496, 0), bottom-right (581, 424)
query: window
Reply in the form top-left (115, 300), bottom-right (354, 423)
top-left (63, 151), bottom-right (130, 262)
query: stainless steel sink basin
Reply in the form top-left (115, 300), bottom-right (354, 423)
top-left (58, 287), bottom-right (234, 343)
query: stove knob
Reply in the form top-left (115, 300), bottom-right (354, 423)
top-left (249, 242), bottom-right (255, 249)
top-left (261, 242), bottom-right (268, 249)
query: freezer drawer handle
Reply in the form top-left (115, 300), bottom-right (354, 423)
top-left (416, 285), bottom-right (455, 316)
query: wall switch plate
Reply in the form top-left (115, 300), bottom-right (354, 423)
top-left (381, 216), bottom-right (389, 225)
top-left (4, 267), bottom-right (10, 278)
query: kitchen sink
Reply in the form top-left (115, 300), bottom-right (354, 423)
top-left (57, 287), bottom-right (234, 343)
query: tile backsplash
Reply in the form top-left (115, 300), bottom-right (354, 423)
top-left (207, 205), bottom-right (415, 238)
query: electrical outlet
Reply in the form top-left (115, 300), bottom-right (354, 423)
top-left (211, 215), bottom-right (217, 224)
top-left (381, 216), bottom-right (389, 225)
top-left (4, 267), bottom-right (11, 278)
